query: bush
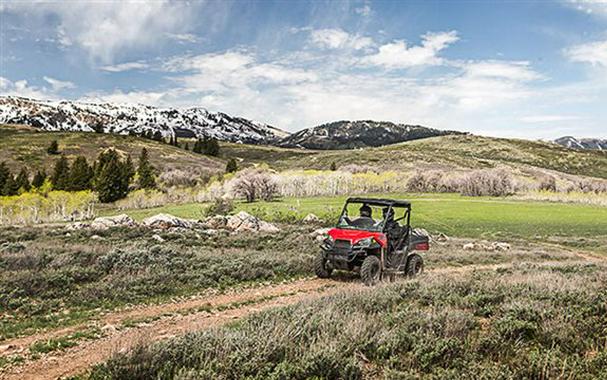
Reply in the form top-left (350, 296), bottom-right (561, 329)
top-left (231, 169), bottom-right (278, 202)
top-left (538, 175), bottom-right (557, 192)
top-left (460, 169), bottom-right (514, 197)
top-left (203, 197), bottom-right (234, 217)
top-left (47, 140), bottom-right (59, 155)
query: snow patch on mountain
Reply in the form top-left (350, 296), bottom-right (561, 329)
top-left (554, 136), bottom-right (607, 151)
top-left (0, 96), bottom-right (288, 144)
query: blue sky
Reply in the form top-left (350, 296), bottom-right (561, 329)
top-left (1, 0), bottom-right (606, 139)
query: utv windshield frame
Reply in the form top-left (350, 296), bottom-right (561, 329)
top-left (336, 197), bottom-right (412, 232)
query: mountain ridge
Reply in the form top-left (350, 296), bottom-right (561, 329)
top-left (554, 136), bottom-right (607, 151)
top-left (0, 96), bottom-right (288, 144)
top-left (278, 120), bottom-right (466, 150)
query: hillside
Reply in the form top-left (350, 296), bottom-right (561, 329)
top-left (555, 136), bottom-right (607, 151)
top-left (278, 120), bottom-right (465, 149)
top-left (224, 134), bottom-right (607, 179)
top-left (0, 96), bottom-right (288, 144)
top-left (0, 124), bottom-right (224, 174)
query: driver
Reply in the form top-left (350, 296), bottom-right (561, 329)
top-left (350, 204), bottom-right (374, 228)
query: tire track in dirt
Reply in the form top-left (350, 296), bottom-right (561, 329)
top-left (0, 277), bottom-right (363, 380)
top-left (1, 251), bottom-right (602, 380)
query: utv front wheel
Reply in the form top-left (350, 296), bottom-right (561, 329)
top-left (406, 254), bottom-right (424, 277)
top-left (314, 252), bottom-right (332, 279)
top-left (361, 255), bottom-right (381, 286)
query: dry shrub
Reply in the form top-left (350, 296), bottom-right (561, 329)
top-left (406, 171), bottom-right (459, 193)
top-left (231, 169), bottom-right (278, 202)
top-left (460, 169), bottom-right (514, 197)
top-left (159, 169), bottom-right (213, 188)
top-left (340, 164), bottom-right (379, 174)
top-left (538, 176), bottom-right (557, 192)
top-left (568, 178), bottom-right (607, 194)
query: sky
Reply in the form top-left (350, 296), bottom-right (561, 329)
top-left (1, 0), bottom-right (606, 139)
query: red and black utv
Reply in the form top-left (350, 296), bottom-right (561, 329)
top-left (315, 197), bottom-right (429, 285)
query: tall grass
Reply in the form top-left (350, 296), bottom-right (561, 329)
top-left (90, 262), bottom-right (607, 379)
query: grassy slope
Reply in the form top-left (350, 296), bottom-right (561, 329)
top-left (114, 193), bottom-right (607, 254)
top-left (0, 125), bottom-right (224, 174)
top-left (223, 135), bottom-right (607, 179)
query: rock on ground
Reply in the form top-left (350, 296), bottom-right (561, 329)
top-left (463, 241), bottom-right (512, 251)
top-left (303, 213), bottom-right (322, 223)
top-left (310, 227), bottom-right (331, 241)
top-left (142, 213), bottom-right (198, 229)
top-left (89, 214), bottom-right (135, 230)
top-left (225, 211), bottom-right (279, 233)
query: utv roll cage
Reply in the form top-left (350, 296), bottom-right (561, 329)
top-left (338, 197), bottom-right (411, 232)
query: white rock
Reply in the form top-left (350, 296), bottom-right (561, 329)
top-left (225, 211), bottom-right (279, 233)
top-left (91, 235), bottom-right (103, 240)
top-left (152, 234), bottom-right (165, 243)
top-left (494, 242), bottom-right (511, 251)
top-left (303, 213), bottom-right (321, 223)
top-left (101, 324), bottom-right (117, 334)
top-left (91, 214), bottom-right (135, 229)
top-left (142, 213), bottom-right (197, 229)
top-left (463, 243), bottom-right (476, 250)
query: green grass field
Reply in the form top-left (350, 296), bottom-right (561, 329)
top-left (113, 193), bottom-right (607, 254)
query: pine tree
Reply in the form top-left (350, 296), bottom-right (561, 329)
top-left (51, 155), bottom-right (71, 190)
top-left (0, 162), bottom-right (10, 195)
top-left (330, 162), bottom-right (337, 171)
top-left (193, 139), bottom-right (202, 154)
top-left (173, 134), bottom-right (178, 146)
top-left (137, 148), bottom-right (156, 189)
top-left (47, 140), bottom-right (59, 155)
top-left (226, 158), bottom-right (238, 173)
top-left (15, 167), bottom-right (31, 192)
top-left (184, 142), bottom-right (189, 151)
top-left (2, 175), bottom-right (18, 196)
top-left (94, 149), bottom-right (130, 203)
top-left (123, 155), bottom-right (135, 181)
top-left (32, 169), bottom-right (47, 188)
top-left (68, 156), bottom-right (94, 191)
top-left (204, 137), bottom-right (220, 157)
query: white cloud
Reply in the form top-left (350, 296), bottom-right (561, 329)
top-left (100, 61), bottom-right (151, 73)
top-left (310, 28), bottom-right (373, 50)
top-left (461, 61), bottom-right (541, 81)
top-left (43, 76), bottom-right (76, 91)
top-left (520, 115), bottom-right (582, 123)
top-left (355, 3), bottom-right (372, 16)
top-left (166, 33), bottom-right (201, 43)
top-left (0, 77), bottom-right (53, 99)
top-left (565, 0), bottom-right (607, 18)
top-left (3, 0), bottom-right (197, 63)
top-left (362, 31), bottom-right (459, 68)
top-left (565, 39), bottom-right (607, 66)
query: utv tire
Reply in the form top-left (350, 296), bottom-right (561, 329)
top-left (405, 254), bottom-right (424, 277)
top-left (314, 252), bottom-right (332, 279)
top-left (361, 255), bottom-right (381, 286)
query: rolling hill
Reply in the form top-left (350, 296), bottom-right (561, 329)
top-left (0, 124), bottom-right (224, 174)
top-left (278, 120), bottom-right (465, 149)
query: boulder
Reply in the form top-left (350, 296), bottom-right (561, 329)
top-left (91, 214), bottom-right (135, 229)
top-left (142, 213), bottom-right (197, 229)
top-left (201, 215), bottom-right (228, 229)
top-left (494, 242), bottom-right (511, 251)
top-left (434, 232), bottom-right (449, 242)
top-left (303, 213), bottom-right (321, 223)
top-left (152, 234), bottom-right (165, 243)
top-left (225, 211), bottom-right (279, 233)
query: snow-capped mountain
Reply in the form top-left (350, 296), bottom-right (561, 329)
top-left (0, 96), bottom-right (288, 144)
top-left (278, 120), bottom-right (466, 150)
top-left (554, 136), bottom-right (607, 151)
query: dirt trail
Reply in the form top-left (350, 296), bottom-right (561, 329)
top-left (1, 249), bottom-right (602, 380)
top-left (0, 277), bottom-right (362, 380)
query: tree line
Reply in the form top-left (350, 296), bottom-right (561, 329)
top-left (0, 146), bottom-right (157, 203)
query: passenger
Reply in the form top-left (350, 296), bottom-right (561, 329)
top-left (350, 204), bottom-right (374, 228)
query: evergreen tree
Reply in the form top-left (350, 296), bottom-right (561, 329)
top-left (192, 139), bottom-right (202, 153)
top-left (226, 158), bottom-right (238, 173)
top-left (330, 162), bottom-right (337, 171)
top-left (32, 169), bottom-right (47, 188)
top-left (94, 149), bottom-right (130, 203)
top-left (184, 142), bottom-right (189, 151)
top-left (0, 162), bottom-right (10, 195)
top-left (16, 167), bottom-right (31, 192)
top-left (124, 155), bottom-right (135, 181)
top-left (137, 148), bottom-right (156, 189)
top-left (51, 155), bottom-right (71, 190)
top-left (173, 134), bottom-right (178, 146)
top-left (152, 131), bottom-right (163, 142)
top-left (47, 140), bottom-right (59, 155)
top-left (68, 156), bottom-right (94, 191)
top-left (204, 137), bottom-right (220, 157)
top-left (2, 175), bottom-right (18, 196)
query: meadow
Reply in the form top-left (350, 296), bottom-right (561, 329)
top-left (111, 193), bottom-right (607, 253)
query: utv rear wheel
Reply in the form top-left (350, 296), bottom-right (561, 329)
top-left (361, 255), bottom-right (381, 286)
top-left (314, 252), bottom-right (332, 279)
top-left (406, 254), bottom-right (424, 277)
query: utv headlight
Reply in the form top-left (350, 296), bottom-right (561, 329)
top-left (355, 237), bottom-right (375, 248)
